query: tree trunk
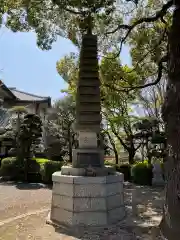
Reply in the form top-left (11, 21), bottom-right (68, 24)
top-left (68, 125), bottom-right (73, 163)
top-left (106, 131), bottom-right (119, 164)
top-left (160, 3), bottom-right (180, 239)
top-left (128, 148), bottom-right (135, 165)
top-left (112, 130), bottom-right (135, 164)
top-left (145, 138), bottom-right (152, 164)
top-left (114, 148), bottom-right (119, 165)
top-left (141, 143), bottom-right (145, 161)
top-left (17, 113), bottom-right (20, 133)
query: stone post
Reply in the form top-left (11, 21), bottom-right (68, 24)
top-left (152, 162), bottom-right (164, 186)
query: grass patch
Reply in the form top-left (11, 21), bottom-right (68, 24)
top-left (32, 158), bottom-right (50, 165)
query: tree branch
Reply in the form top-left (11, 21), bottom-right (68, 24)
top-left (104, 54), bottom-right (168, 93)
top-left (106, 0), bottom-right (173, 35)
top-left (126, 27), bottom-right (168, 74)
top-left (126, 54), bottom-right (168, 91)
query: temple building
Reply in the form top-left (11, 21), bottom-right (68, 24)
top-left (0, 80), bottom-right (51, 117)
top-left (0, 80), bottom-right (51, 156)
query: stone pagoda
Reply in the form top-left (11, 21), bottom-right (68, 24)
top-left (48, 25), bottom-right (125, 229)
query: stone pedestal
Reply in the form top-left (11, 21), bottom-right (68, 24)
top-left (49, 172), bottom-right (125, 227)
top-left (152, 163), bottom-right (164, 186)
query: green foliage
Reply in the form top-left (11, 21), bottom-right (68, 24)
top-left (45, 96), bottom-right (76, 162)
top-left (128, 0), bottom-right (171, 83)
top-left (0, 157), bottom-right (63, 183)
top-left (116, 164), bottom-right (131, 181)
top-left (0, 157), bottom-right (24, 179)
top-left (56, 54), bottom-right (78, 96)
top-left (40, 161), bottom-right (63, 184)
top-left (3, 0), bottom-right (120, 51)
top-left (34, 152), bottom-right (47, 159)
top-left (17, 114), bottom-right (43, 162)
top-left (0, 157), bottom-right (43, 182)
top-left (32, 158), bottom-right (50, 165)
top-left (57, 51), bottom-right (141, 164)
top-left (45, 143), bottom-right (65, 162)
top-left (104, 160), bottom-right (114, 166)
top-left (151, 132), bottom-right (166, 144)
top-left (131, 161), bottom-right (153, 185)
top-left (8, 106), bottom-right (28, 114)
top-left (26, 159), bottom-right (42, 182)
top-left (104, 161), bottom-right (131, 181)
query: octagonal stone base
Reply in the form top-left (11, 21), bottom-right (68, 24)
top-left (61, 165), bottom-right (115, 176)
top-left (49, 172), bottom-right (125, 228)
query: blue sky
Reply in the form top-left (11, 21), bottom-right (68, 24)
top-left (0, 27), bottom-right (131, 101)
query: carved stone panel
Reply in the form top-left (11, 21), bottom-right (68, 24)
top-left (78, 131), bottom-right (97, 148)
top-left (77, 152), bottom-right (101, 168)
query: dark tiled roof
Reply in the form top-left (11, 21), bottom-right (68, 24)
top-left (0, 80), bottom-right (51, 106)
top-left (0, 80), bottom-right (16, 99)
top-left (9, 88), bottom-right (50, 102)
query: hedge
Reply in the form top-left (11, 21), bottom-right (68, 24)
top-left (0, 157), bottom-right (63, 183)
top-left (40, 161), bottom-right (63, 184)
top-left (0, 157), bottom-right (24, 180)
top-left (131, 161), bottom-right (153, 185)
top-left (104, 161), bottom-right (131, 181)
top-left (116, 164), bottom-right (131, 181)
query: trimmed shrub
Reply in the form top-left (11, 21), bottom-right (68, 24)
top-left (104, 161), bottom-right (131, 181)
top-left (131, 161), bottom-right (153, 185)
top-left (116, 164), bottom-right (131, 181)
top-left (0, 157), bottom-right (47, 182)
top-left (0, 157), bottom-right (24, 179)
top-left (50, 155), bottom-right (63, 162)
top-left (26, 159), bottom-right (42, 182)
top-left (104, 160), bottom-right (114, 166)
top-left (35, 152), bottom-right (47, 158)
top-left (40, 161), bottom-right (63, 184)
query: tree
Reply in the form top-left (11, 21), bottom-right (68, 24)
top-left (17, 113), bottom-right (42, 181)
top-left (43, 119), bottom-right (67, 161)
top-left (106, 0), bottom-right (180, 238)
top-left (53, 95), bottom-right (76, 162)
top-left (8, 106), bottom-right (28, 135)
top-left (133, 117), bottom-right (164, 163)
top-left (2, 0), bottom-right (121, 52)
top-left (100, 52), bottom-right (142, 164)
top-left (159, 1), bottom-right (180, 238)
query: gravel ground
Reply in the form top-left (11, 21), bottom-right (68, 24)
top-left (0, 181), bottom-right (52, 221)
top-left (0, 181), bottom-right (164, 239)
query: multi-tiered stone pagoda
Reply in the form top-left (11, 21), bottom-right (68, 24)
top-left (48, 24), bottom-right (125, 230)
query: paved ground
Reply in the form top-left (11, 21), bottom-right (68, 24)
top-left (0, 181), bottom-right (164, 239)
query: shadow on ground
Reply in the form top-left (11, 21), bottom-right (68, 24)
top-left (124, 182), bottom-right (164, 239)
top-left (0, 180), bottom-right (52, 190)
